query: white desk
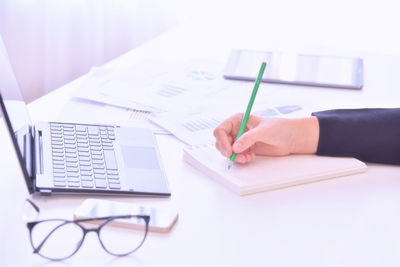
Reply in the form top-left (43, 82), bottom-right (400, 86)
top-left (2, 25), bottom-right (400, 267)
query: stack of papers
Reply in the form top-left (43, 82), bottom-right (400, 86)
top-left (74, 60), bottom-right (312, 145)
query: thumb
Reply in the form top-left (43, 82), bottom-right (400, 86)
top-left (232, 128), bottom-right (261, 153)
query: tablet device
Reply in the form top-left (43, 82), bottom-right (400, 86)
top-left (223, 50), bottom-right (364, 89)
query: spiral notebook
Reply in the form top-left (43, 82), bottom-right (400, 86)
top-left (183, 145), bottom-right (367, 196)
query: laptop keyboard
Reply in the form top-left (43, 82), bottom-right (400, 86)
top-left (50, 123), bottom-right (121, 190)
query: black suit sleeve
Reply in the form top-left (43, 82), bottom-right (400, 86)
top-left (312, 108), bottom-right (400, 165)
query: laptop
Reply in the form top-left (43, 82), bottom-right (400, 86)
top-left (0, 36), bottom-right (170, 197)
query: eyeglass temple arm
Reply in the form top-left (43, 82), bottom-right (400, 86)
top-left (74, 214), bottom-right (150, 223)
top-left (26, 198), bottom-right (40, 213)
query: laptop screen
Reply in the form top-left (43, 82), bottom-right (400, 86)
top-left (0, 35), bottom-right (34, 193)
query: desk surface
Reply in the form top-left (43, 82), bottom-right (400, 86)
top-left (2, 25), bottom-right (400, 267)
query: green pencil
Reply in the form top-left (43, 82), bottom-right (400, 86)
top-left (228, 61), bottom-right (267, 169)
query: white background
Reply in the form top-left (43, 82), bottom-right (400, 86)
top-left (0, 0), bottom-right (399, 101)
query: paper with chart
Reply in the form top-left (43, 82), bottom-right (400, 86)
top-left (76, 60), bottom-right (238, 113)
top-left (150, 82), bottom-right (314, 146)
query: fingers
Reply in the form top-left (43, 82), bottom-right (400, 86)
top-left (215, 137), bottom-right (233, 157)
top-left (234, 151), bottom-right (255, 164)
top-left (232, 127), bottom-right (262, 154)
top-left (214, 114), bottom-right (262, 164)
top-left (213, 114), bottom-right (242, 157)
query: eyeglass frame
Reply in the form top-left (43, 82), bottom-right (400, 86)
top-left (25, 199), bottom-right (150, 261)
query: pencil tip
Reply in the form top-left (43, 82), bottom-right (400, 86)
top-left (227, 162), bottom-right (232, 170)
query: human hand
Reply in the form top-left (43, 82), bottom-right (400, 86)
top-left (213, 113), bottom-right (319, 164)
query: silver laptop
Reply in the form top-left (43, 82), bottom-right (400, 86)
top-left (0, 36), bottom-right (170, 197)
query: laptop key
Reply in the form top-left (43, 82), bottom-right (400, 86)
top-left (53, 172), bottom-right (66, 178)
top-left (66, 162), bottom-right (78, 168)
top-left (107, 174), bottom-right (119, 180)
top-left (67, 172), bottom-right (79, 178)
top-left (94, 173), bottom-right (106, 179)
top-left (54, 181), bottom-right (66, 187)
top-left (65, 144), bottom-right (76, 149)
top-left (52, 156), bottom-right (65, 161)
top-left (81, 175), bottom-right (94, 181)
top-left (88, 126), bottom-right (99, 136)
top-left (54, 177), bottom-right (67, 182)
top-left (64, 140), bottom-right (76, 146)
top-left (80, 166), bottom-right (92, 171)
top-left (53, 168), bottom-right (65, 173)
top-left (52, 152), bottom-right (64, 157)
top-left (66, 158), bottom-right (78, 163)
top-left (95, 179), bottom-right (107, 188)
top-left (80, 170), bottom-right (93, 176)
top-left (93, 168), bottom-right (105, 174)
top-left (92, 154), bottom-right (103, 160)
top-left (52, 144), bottom-right (63, 150)
top-left (50, 129), bottom-right (62, 135)
top-left (63, 130), bottom-right (75, 136)
top-left (52, 140), bottom-right (63, 146)
top-left (109, 183), bottom-right (121, 189)
top-left (78, 151), bottom-right (90, 157)
top-left (79, 158), bottom-right (91, 164)
top-left (77, 146), bottom-right (89, 152)
top-left (93, 163), bottom-right (105, 170)
top-left (91, 150), bottom-right (103, 155)
top-left (66, 167), bottom-right (79, 173)
top-left (67, 177), bottom-right (80, 183)
top-left (92, 159), bottom-right (104, 165)
top-left (51, 137), bottom-right (63, 142)
top-left (53, 164), bottom-right (65, 169)
top-left (68, 182), bottom-right (80, 188)
top-left (79, 161), bottom-right (91, 166)
top-left (89, 139), bottom-right (101, 145)
top-left (50, 122), bottom-right (62, 127)
top-left (66, 152), bottom-right (77, 158)
top-left (81, 181), bottom-right (94, 188)
top-left (108, 179), bottom-right (120, 184)
top-left (107, 170), bottom-right (118, 175)
top-left (64, 135), bottom-right (75, 141)
top-left (75, 125), bottom-right (87, 132)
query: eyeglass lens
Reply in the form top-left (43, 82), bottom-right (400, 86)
top-left (99, 216), bottom-right (148, 256)
top-left (30, 219), bottom-right (84, 260)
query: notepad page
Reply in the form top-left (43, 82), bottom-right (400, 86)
top-left (183, 145), bottom-right (367, 196)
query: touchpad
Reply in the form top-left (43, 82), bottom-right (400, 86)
top-left (121, 146), bottom-right (160, 169)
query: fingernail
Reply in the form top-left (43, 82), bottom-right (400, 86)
top-left (233, 142), bottom-right (243, 152)
top-left (223, 149), bottom-right (230, 157)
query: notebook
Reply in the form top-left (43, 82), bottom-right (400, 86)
top-left (0, 34), bottom-right (170, 197)
top-left (183, 145), bottom-right (367, 196)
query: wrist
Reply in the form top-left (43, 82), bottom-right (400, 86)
top-left (291, 116), bottom-right (319, 154)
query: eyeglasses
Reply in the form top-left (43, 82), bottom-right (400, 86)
top-left (25, 199), bottom-right (150, 261)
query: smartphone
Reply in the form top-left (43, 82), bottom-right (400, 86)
top-left (74, 199), bottom-right (178, 233)
top-left (223, 49), bottom-right (364, 89)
